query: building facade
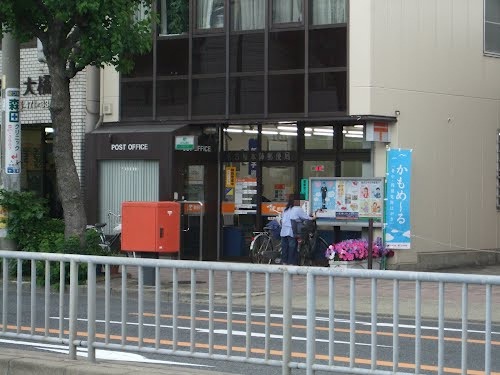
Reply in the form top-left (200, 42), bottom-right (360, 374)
top-left (85, 0), bottom-right (500, 269)
top-left (0, 43), bottom-right (88, 217)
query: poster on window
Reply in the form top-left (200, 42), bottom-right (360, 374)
top-left (384, 148), bottom-right (412, 249)
top-left (309, 177), bottom-right (384, 225)
top-left (234, 177), bottom-right (257, 214)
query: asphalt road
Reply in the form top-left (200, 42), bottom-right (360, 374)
top-left (1, 286), bottom-right (498, 374)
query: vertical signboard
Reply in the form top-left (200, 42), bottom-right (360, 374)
top-left (385, 148), bottom-right (412, 249)
top-left (4, 88), bottom-right (21, 174)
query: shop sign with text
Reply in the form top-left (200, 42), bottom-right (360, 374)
top-left (4, 88), bottom-right (21, 174)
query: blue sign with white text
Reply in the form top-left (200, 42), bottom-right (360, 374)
top-left (385, 149), bottom-right (412, 249)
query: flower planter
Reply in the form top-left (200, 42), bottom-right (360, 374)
top-left (329, 259), bottom-right (381, 270)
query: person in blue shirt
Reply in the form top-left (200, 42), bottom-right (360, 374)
top-left (280, 195), bottom-right (316, 265)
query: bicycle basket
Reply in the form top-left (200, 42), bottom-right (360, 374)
top-left (267, 219), bottom-right (281, 240)
top-left (299, 219), bottom-right (316, 236)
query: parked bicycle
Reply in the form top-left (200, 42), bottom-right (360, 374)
top-left (296, 216), bottom-right (329, 266)
top-left (249, 210), bottom-right (282, 264)
top-left (87, 211), bottom-right (122, 255)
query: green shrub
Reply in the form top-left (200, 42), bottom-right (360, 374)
top-left (0, 189), bottom-right (107, 287)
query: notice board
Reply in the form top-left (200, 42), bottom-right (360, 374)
top-left (309, 177), bottom-right (384, 226)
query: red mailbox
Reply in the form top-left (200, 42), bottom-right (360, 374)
top-left (121, 201), bottom-right (180, 253)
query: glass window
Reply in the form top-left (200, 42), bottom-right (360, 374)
top-left (193, 37), bottom-right (226, 74)
top-left (269, 31), bottom-right (304, 70)
top-left (232, 0), bottom-right (265, 30)
top-left (157, 80), bottom-right (188, 117)
top-left (485, 0), bottom-right (500, 55)
top-left (272, 0), bottom-right (303, 24)
top-left (229, 76), bottom-right (264, 115)
top-left (262, 124), bottom-right (297, 151)
top-left (157, 39), bottom-right (188, 76)
top-left (120, 81), bottom-right (153, 118)
top-left (269, 74), bottom-right (304, 113)
top-left (223, 125), bottom-right (259, 151)
top-left (311, 0), bottom-right (345, 25)
top-left (192, 78), bottom-right (225, 116)
top-left (262, 165), bottom-right (296, 201)
top-left (302, 161), bottom-right (335, 179)
top-left (486, 0), bottom-right (500, 54)
top-left (309, 72), bottom-right (347, 113)
top-left (196, 0), bottom-right (224, 29)
top-left (121, 52), bottom-right (153, 78)
top-left (309, 28), bottom-right (347, 68)
top-left (230, 34), bottom-right (265, 72)
top-left (342, 125), bottom-right (368, 149)
top-left (304, 126), bottom-right (335, 149)
top-left (159, 0), bottom-right (188, 35)
top-left (341, 160), bottom-right (371, 177)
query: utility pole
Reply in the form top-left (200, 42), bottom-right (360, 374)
top-left (0, 31), bottom-right (21, 249)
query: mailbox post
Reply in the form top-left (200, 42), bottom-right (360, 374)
top-left (121, 201), bottom-right (181, 284)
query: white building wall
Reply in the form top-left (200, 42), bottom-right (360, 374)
top-left (0, 47), bottom-right (87, 180)
top-left (101, 66), bottom-right (120, 123)
top-left (350, 0), bottom-right (500, 267)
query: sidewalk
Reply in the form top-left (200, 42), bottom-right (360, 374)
top-left (0, 348), bottom-right (238, 375)
top-left (110, 261), bottom-right (500, 322)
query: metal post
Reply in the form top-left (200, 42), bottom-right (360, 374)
top-left (1, 33), bottom-right (20, 191)
top-left (367, 218), bottom-right (373, 269)
top-left (68, 260), bottom-right (78, 359)
top-left (0, 32), bottom-right (21, 250)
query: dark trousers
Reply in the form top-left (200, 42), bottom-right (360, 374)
top-left (281, 236), bottom-right (298, 265)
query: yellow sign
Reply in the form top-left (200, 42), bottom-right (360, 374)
top-left (225, 167), bottom-right (236, 188)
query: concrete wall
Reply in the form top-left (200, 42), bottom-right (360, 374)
top-left (350, 0), bottom-right (500, 269)
top-left (101, 66), bottom-right (120, 123)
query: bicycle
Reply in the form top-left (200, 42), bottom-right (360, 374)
top-left (296, 218), bottom-right (329, 266)
top-left (249, 210), bottom-right (282, 264)
top-left (87, 211), bottom-right (122, 255)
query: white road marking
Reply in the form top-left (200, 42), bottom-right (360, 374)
top-left (199, 310), bottom-right (500, 336)
top-left (0, 338), bottom-right (212, 367)
top-left (49, 317), bottom-right (389, 348)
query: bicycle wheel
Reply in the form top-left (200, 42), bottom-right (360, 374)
top-left (297, 237), bottom-right (310, 266)
top-left (297, 238), bottom-right (310, 266)
top-left (250, 234), bottom-right (272, 264)
top-left (314, 236), bottom-right (330, 267)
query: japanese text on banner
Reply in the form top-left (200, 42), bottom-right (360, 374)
top-left (384, 149), bottom-right (412, 249)
top-left (4, 88), bottom-right (21, 175)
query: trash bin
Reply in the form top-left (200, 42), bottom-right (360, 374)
top-left (223, 226), bottom-right (244, 257)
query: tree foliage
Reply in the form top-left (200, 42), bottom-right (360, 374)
top-left (0, 0), bottom-right (155, 244)
top-left (0, 0), bottom-right (154, 77)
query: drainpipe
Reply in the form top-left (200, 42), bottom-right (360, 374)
top-left (85, 66), bottom-right (102, 133)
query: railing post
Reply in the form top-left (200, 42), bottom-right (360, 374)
top-left (87, 262), bottom-right (97, 362)
top-left (282, 270), bottom-right (292, 375)
top-left (306, 272), bottom-right (316, 375)
top-left (68, 260), bottom-right (79, 360)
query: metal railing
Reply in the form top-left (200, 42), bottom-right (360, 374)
top-left (0, 250), bottom-right (499, 375)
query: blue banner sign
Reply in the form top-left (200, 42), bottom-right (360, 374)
top-left (385, 149), bottom-right (412, 249)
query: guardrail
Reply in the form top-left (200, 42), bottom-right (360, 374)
top-left (0, 250), bottom-right (499, 375)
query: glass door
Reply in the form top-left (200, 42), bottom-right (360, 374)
top-left (176, 160), bottom-right (218, 260)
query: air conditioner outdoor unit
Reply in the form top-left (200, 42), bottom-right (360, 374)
top-left (103, 103), bottom-right (113, 115)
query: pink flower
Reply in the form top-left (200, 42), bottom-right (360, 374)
top-left (325, 237), bottom-right (387, 261)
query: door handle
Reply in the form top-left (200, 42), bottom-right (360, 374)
top-left (159, 228), bottom-right (164, 238)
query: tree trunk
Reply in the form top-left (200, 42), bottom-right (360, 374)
top-left (48, 65), bottom-right (87, 241)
